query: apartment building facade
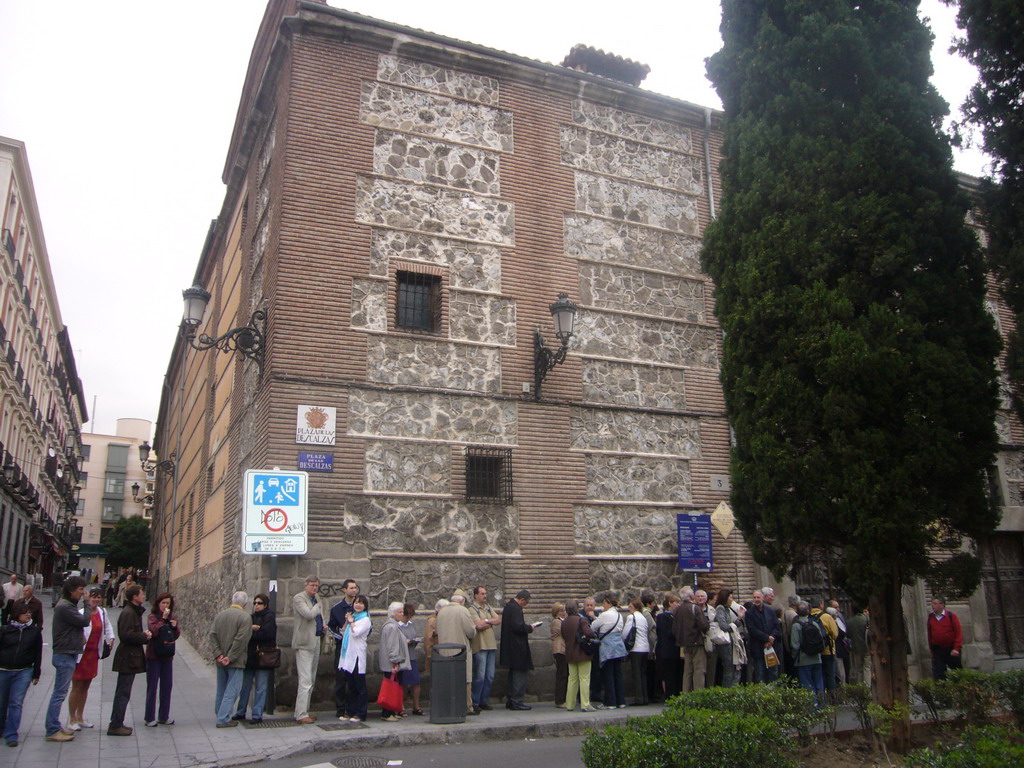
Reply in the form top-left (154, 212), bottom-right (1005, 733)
top-left (0, 136), bottom-right (87, 584)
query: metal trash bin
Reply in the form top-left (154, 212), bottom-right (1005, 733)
top-left (430, 642), bottom-right (467, 724)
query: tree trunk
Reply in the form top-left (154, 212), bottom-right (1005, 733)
top-left (868, 573), bottom-right (911, 753)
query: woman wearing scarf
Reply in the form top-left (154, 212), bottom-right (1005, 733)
top-left (338, 595), bottom-right (371, 722)
top-left (235, 593), bottom-right (277, 723)
top-left (0, 603), bottom-right (43, 747)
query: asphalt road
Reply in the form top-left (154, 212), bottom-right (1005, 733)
top-left (247, 734), bottom-right (587, 768)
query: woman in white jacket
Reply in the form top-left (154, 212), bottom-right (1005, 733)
top-left (624, 600), bottom-right (650, 705)
top-left (337, 595), bottom-right (372, 722)
top-left (67, 587), bottom-right (114, 729)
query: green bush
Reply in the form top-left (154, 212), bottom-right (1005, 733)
top-left (581, 708), bottom-right (794, 768)
top-left (912, 677), bottom-right (956, 726)
top-left (904, 725), bottom-right (1024, 768)
top-left (838, 682), bottom-right (873, 732)
top-left (664, 681), bottom-right (824, 738)
top-left (991, 668), bottom-right (1024, 729)
top-left (946, 669), bottom-right (999, 725)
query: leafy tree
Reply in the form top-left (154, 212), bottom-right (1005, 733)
top-left (703, 0), bottom-right (1000, 750)
top-left (945, 0), bottom-right (1024, 418)
top-left (104, 515), bottom-right (151, 571)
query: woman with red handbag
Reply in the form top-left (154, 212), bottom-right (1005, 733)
top-left (376, 602), bottom-right (410, 722)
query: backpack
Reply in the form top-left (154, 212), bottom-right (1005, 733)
top-left (153, 620), bottom-right (177, 658)
top-left (798, 615), bottom-right (827, 656)
top-left (624, 615), bottom-right (638, 651)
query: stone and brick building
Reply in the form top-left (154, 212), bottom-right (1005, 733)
top-left (151, 0), bottom-right (1024, 703)
top-left (0, 136), bottom-right (87, 585)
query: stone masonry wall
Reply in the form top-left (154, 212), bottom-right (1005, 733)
top-left (565, 215), bottom-right (703, 276)
top-left (569, 407), bottom-right (701, 457)
top-left (366, 335), bottom-right (502, 392)
top-left (365, 440), bottom-right (450, 493)
top-left (585, 454), bottom-right (692, 503)
top-left (355, 177), bottom-right (515, 245)
top-left (348, 389), bottom-right (517, 443)
top-left (377, 54), bottom-right (500, 106)
top-left (576, 506), bottom-right (682, 555)
top-left (374, 130), bottom-right (501, 195)
top-left (576, 311), bottom-right (719, 369)
top-left (579, 262), bottom-right (705, 322)
top-left (581, 359), bottom-right (687, 410)
top-left (369, 230), bottom-right (502, 291)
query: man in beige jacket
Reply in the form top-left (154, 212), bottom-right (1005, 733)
top-left (435, 590), bottom-right (477, 716)
top-left (291, 576), bottom-right (326, 723)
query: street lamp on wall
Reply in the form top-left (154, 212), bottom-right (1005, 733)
top-left (533, 293), bottom-right (579, 401)
top-left (130, 482), bottom-right (154, 506)
top-left (180, 284), bottom-right (267, 375)
top-left (138, 442), bottom-right (175, 476)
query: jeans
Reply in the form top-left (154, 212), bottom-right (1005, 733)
top-left (601, 658), bottom-right (625, 707)
top-left (215, 666), bottom-right (244, 725)
top-left (797, 663), bottom-right (825, 707)
top-left (46, 652), bottom-right (77, 735)
top-left (109, 672), bottom-right (138, 729)
top-left (0, 667), bottom-right (33, 743)
top-left (821, 655), bottom-right (837, 693)
top-left (716, 644), bottom-right (739, 687)
top-left (145, 657), bottom-right (174, 722)
top-left (931, 645), bottom-right (961, 681)
top-left (471, 649), bottom-right (496, 707)
top-left (333, 646), bottom-right (349, 716)
top-left (236, 668), bottom-right (271, 720)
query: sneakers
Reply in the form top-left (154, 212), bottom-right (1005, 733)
top-left (79, 721), bottom-right (95, 729)
top-left (382, 714), bottom-right (400, 722)
top-left (349, 717), bottom-right (363, 723)
top-left (68, 723), bottom-right (81, 732)
top-left (158, 719), bottom-right (174, 725)
top-left (145, 721), bottom-right (158, 727)
top-left (582, 705), bottom-right (597, 712)
top-left (106, 726), bottom-right (133, 736)
top-left (215, 721), bottom-right (238, 728)
top-left (592, 702), bottom-right (607, 709)
top-left (296, 716), bottom-right (316, 724)
top-left (46, 731), bottom-right (75, 742)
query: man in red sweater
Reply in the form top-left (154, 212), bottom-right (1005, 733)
top-left (927, 596), bottom-right (962, 680)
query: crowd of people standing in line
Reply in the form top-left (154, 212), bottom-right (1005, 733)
top-left (3, 570), bottom-right (969, 745)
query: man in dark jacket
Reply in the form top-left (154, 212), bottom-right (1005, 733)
top-left (16, 586), bottom-right (43, 630)
top-left (672, 586), bottom-right (709, 692)
top-left (745, 590), bottom-right (782, 683)
top-left (46, 576), bottom-right (92, 741)
top-left (0, 603), bottom-right (43, 746)
top-left (498, 589), bottom-right (535, 710)
top-left (108, 585), bottom-right (151, 735)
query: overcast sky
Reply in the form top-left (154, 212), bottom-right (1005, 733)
top-left (0, 1), bottom-right (987, 437)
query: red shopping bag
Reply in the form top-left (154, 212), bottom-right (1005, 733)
top-left (376, 672), bottom-right (403, 712)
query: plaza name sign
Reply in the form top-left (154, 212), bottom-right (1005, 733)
top-left (242, 468), bottom-right (309, 555)
top-left (295, 404), bottom-right (336, 445)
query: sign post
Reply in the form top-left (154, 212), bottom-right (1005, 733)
top-left (677, 513), bottom-right (713, 574)
top-left (242, 469), bottom-right (309, 555)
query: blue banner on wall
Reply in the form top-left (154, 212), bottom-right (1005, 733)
top-left (677, 514), bottom-right (713, 572)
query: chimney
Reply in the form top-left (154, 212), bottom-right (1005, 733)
top-left (560, 44), bottom-right (651, 87)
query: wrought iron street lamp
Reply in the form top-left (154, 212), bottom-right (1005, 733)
top-left (533, 293), bottom-right (578, 401)
top-left (130, 482), bottom-right (154, 506)
top-left (180, 284), bottom-right (266, 374)
top-left (138, 441), bottom-right (175, 476)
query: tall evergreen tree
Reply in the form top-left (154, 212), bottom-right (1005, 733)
top-left (946, 0), bottom-right (1024, 417)
top-left (703, 0), bottom-right (1000, 747)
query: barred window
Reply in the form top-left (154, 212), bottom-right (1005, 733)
top-left (465, 447), bottom-right (512, 504)
top-left (396, 271), bottom-right (442, 332)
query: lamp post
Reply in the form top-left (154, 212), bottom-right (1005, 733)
top-left (533, 293), bottom-right (578, 400)
top-left (138, 442), bottom-right (175, 476)
top-left (180, 284), bottom-right (267, 375)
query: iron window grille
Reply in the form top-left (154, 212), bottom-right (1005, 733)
top-left (465, 446), bottom-right (513, 504)
top-left (396, 271), bottom-right (442, 332)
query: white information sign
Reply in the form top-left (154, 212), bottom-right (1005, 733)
top-left (242, 469), bottom-right (309, 555)
top-left (295, 405), bottom-right (336, 445)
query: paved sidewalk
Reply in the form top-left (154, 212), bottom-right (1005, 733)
top-left (5, 595), bottom-right (652, 768)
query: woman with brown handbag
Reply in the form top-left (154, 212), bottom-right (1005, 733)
top-left (234, 593), bottom-right (277, 723)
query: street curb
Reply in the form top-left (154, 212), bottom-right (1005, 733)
top-left (212, 713), bottom-right (633, 766)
